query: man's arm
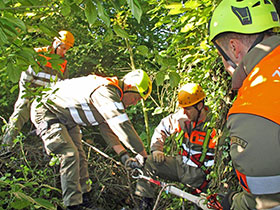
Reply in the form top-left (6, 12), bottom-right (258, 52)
top-left (90, 85), bottom-right (146, 156)
top-left (150, 110), bottom-right (184, 152)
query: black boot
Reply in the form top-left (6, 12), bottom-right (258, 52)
top-left (81, 191), bottom-right (104, 210)
top-left (81, 191), bottom-right (92, 208)
top-left (139, 197), bottom-right (153, 210)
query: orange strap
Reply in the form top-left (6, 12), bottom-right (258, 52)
top-left (235, 169), bottom-right (251, 193)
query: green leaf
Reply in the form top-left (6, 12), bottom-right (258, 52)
top-left (162, 57), bottom-right (177, 67)
top-left (96, 0), bottom-right (110, 27)
top-left (9, 18), bottom-right (26, 32)
top-left (127, 0), bottom-right (142, 23)
top-left (112, 25), bottom-right (129, 39)
top-left (11, 198), bottom-right (30, 209)
top-left (155, 71), bottom-right (165, 86)
top-left (152, 107), bottom-right (164, 115)
top-left (61, 3), bottom-right (71, 16)
top-left (104, 28), bottom-right (113, 42)
top-left (7, 62), bottom-right (21, 83)
top-left (38, 24), bottom-right (52, 37)
top-left (34, 198), bottom-right (56, 210)
top-left (169, 71), bottom-right (180, 88)
top-left (136, 45), bottom-right (148, 57)
top-left (85, 0), bottom-right (97, 25)
top-left (0, 27), bottom-right (8, 44)
top-left (74, 0), bottom-right (83, 4)
top-left (0, 191), bottom-right (8, 198)
top-left (166, 3), bottom-right (185, 15)
top-left (184, 1), bottom-right (201, 9)
top-left (0, 1), bottom-right (5, 8)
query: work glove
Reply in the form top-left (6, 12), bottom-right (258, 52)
top-left (221, 190), bottom-right (237, 210)
top-left (152, 150), bottom-right (165, 163)
top-left (120, 152), bottom-right (143, 169)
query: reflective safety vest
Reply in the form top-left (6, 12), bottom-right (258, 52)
top-left (104, 77), bottom-right (123, 100)
top-left (42, 75), bottom-right (125, 127)
top-left (175, 121), bottom-right (216, 172)
top-left (228, 44), bottom-right (280, 195)
top-left (35, 47), bottom-right (67, 73)
top-left (228, 45), bottom-right (280, 125)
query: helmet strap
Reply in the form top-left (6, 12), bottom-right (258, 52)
top-left (193, 100), bottom-right (204, 128)
top-left (54, 42), bottom-right (62, 54)
top-left (213, 40), bottom-right (237, 69)
top-left (247, 33), bottom-right (264, 53)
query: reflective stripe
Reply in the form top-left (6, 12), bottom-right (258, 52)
top-left (247, 174), bottom-right (280, 194)
top-left (181, 144), bottom-right (215, 167)
top-left (107, 113), bottom-right (129, 125)
top-left (101, 102), bottom-right (124, 112)
top-left (33, 71), bottom-right (58, 81)
top-left (69, 107), bottom-right (87, 126)
top-left (32, 79), bottom-right (49, 86)
top-left (182, 144), bottom-right (215, 156)
top-left (114, 102), bottom-right (124, 110)
top-left (81, 103), bottom-right (98, 126)
top-left (182, 156), bottom-right (214, 167)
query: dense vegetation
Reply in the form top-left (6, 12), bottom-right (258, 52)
top-left (1, 0), bottom-right (278, 209)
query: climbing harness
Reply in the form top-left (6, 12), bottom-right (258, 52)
top-left (132, 168), bottom-right (222, 210)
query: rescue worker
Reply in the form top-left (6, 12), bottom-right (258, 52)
top-left (30, 70), bottom-right (152, 210)
top-left (209, 0), bottom-right (280, 209)
top-left (0, 30), bottom-right (75, 156)
top-left (135, 83), bottom-right (216, 209)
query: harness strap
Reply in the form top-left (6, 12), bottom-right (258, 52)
top-left (191, 179), bottom-right (209, 195)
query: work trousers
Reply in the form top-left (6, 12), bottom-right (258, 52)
top-left (2, 74), bottom-right (30, 147)
top-left (31, 104), bottom-right (91, 206)
top-left (228, 114), bottom-right (280, 210)
top-left (135, 155), bottom-right (205, 198)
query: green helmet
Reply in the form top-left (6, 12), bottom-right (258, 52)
top-left (123, 69), bottom-right (152, 100)
top-left (209, 0), bottom-right (280, 41)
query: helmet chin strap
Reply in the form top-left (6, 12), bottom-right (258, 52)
top-left (213, 33), bottom-right (265, 70)
top-left (213, 40), bottom-right (237, 69)
top-left (54, 42), bottom-right (62, 54)
top-left (193, 100), bottom-right (204, 128)
top-left (247, 33), bottom-right (264, 52)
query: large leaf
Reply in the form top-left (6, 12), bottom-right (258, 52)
top-left (7, 62), bottom-right (21, 83)
top-left (96, 0), bottom-right (110, 27)
top-left (0, 27), bottom-right (8, 44)
top-left (11, 198), bottom-right (30, 209)
top-left (155, 71), bottom-right (165, 86)
top-left (136, 45), bottom-right (149, 57)
top-left (13, 192), bottom-right (56, 210)
top-left (85, 0), bottom-right (97, 25)
top-left (127, 0), bottom-right (142, 23)
top-left (34, 198), bottom-right (56, 210)
top-left (112, 25), bottom-right (129, 39)
top-left (166, 3), bottom-right (185, 15)
top-left (169, 71), bottom-right (180, 88)
top-left (61, 2), bottom-right (71, 16)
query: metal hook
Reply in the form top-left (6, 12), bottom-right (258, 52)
top-left (131, 168), bottom-right (143, 179)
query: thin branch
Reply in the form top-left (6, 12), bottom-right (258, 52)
top-left (0, 5), bottom-right (54, 11)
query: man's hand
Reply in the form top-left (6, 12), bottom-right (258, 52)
top-left (221, 190), bottom-right (237, 210)
top-left (152, 150), bottom-right (165, 163)
top-left (120, 152), bottom-right (143, 169)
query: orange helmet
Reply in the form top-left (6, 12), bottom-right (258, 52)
top-left (56, 30), bottom-right (75, 47)
top-left (178, 83), bottom-right (206, 108)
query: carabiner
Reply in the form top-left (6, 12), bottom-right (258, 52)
top-left (131, 168), bottom-right (143, 179)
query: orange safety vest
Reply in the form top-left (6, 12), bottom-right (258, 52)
top-left (35, 47), bottom-right (67, 73)
top-left (228, 45), bottom-right (280, 125)
top-left (104, 77), bottom-right (124, 100)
